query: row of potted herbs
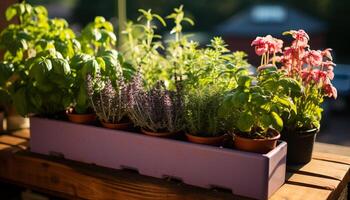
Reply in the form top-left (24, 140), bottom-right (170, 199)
top-left (0, 2), bottom-right (337, 164)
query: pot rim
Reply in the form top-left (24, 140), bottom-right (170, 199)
top-left (284, 127), bottom-right (319, 135)
top-left (141, 128), bottom-right (179, 137)
top-left (100, 120), bottom-right (132, 125)
top-left (66, 112), bottom-right (96, 117)
top-left (235, 131), bottom-right (280, 141)
top-left (185, 133), bottom-right (227, 139)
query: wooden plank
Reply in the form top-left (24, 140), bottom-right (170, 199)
top-left (314, 142), bottom-right (350, 157)
top-left (286, 173), bottom-right (339, 190)
top-left (288, 159), bottom-right (349, 181)
top-left (0, 135), bottom-right (27, 146)
top-left (313, 151), bottom-right (350, 166)
top-left (11, 129), bottom-right (30, 139)
top-left (270, 183), bottom-right (332, 200)
top-left (0, 151), bottom-right (241, 200)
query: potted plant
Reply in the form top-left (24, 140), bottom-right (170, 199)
top-left (67, 16), bottom-right (118, 124)
top-left (181, 39), bottom-right (250, 145)
top-left (126, 71), bottom-right (184, 137)
top-left (267, 30), bottom-right (336, 164)
top-left (220, 66), bottom-right (300, 153)
top-left (0, 2), bottom-right (78, 127)
top-left (86, 70), bottom-right (132, 129)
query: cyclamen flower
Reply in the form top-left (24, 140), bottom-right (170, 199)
top-left (321, 48), bottom-right (333, 61)
top-left (251, 36), bottom-right (269, 55)
top-left (289, 29), bottom-right (309, 48)
top-left (251, 35), bottom-right (283, 56)
top-left (322, 61), bottom-right (336, 80)
top-left (303, 50), bottom-right (323, 67)
top-left (323, 83), bottom-right (337, 99)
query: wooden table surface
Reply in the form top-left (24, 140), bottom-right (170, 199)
top-left (0, 129), bottom-right (349, 200)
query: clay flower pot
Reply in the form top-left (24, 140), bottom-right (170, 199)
top-left (66, 109), bottom-right (96, 124)
top-left (234, 130), bottom-right (280, 154)
top-left (100, 120), bottom-right (132, 130)
top-left (6, 105), bottom-right (30, 130)
top-left (186, 133), bottom-right (227, 146)
top-left (281, 128), bottom-right (319, 165)
top-left (141, 129), bottom-right (179, 138)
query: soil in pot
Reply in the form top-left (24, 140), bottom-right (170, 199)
top-left (186, 133), bottom-right (227, 146)
top-left (281, 128), bottom-right (318, 165)
top-left (234, 129), bottom-right (280, 154)
top-left (66, 108), bottom-right (96, 124)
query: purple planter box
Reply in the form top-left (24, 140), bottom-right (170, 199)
top-left (30, 117), bottom-right (286, 200)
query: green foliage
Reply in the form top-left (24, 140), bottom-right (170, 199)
top-left (219, 66), bottom-right (302, 138)
top-left (79, 16), bottom-right (116, 55)
top-left (0, 2), bottom-right (79, 116)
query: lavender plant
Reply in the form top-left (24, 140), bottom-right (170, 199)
top-left (127, 72), bottom-right (184, 133)
top-left (86, 73), bottom-right (128, 124)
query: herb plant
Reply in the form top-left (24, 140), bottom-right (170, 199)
top-left (127, 71), bottom-right (184, 133)
top-left (0, 2), bottom-right (79, 116)
top-left (86, 72), bottom-right (128, 124)
top-left (219, 66), bottom-right (301, 139)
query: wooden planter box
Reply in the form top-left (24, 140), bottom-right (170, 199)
top-left (30, 117), bottom-right (287, 200)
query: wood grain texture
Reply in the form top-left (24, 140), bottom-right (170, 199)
top-left (0, 151), bottom-right (242, 200)
top-left (0, 131), bottom-right (349, 200)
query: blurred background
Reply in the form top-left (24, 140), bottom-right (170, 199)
top-left (1, 0), bottom-right (349, 146)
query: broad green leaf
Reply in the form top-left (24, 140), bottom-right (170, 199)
top-left (237, 112), bottom-right (254, 132)
top-left (270, 111), bottom-right (283, 132)
top-left (52, 58), bottom-right (70, 75)
top-left (5, 6), bottom-right (17, 21)
top-left (237, 75), bottom-right (252, 88)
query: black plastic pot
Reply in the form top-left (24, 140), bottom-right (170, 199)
top-left (281, 128), bottom-right (319, 165)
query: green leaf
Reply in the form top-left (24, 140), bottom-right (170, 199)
top-left (237, 75), bottom-right (252, 88)
top-left (75, 85), bottom-right (88, 114)
top-left (52, 58), bottom-right (70, 75)
top-left (94, 16), bottom-right (106, 24)
top-left (0, 62), bottom-right (14, 84)
top-left (81, 59), bottom-right (99, 78)
top-left (5, 6), bottom-right (17, 21)
top-left (237, 112), bottom-right (254, 132)
top-left (29, 58), bottom-right (52, 83)
top-left (270, 111), bottom-right (283, 132)
top-left (279, 78), bottom-right (302, 96)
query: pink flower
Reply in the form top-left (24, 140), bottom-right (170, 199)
top-left (303, 50), bottom-right (323, 66)
top-left (251, 35), bottom-right (283, 55)
top-left (301, 69), bottom-right (315, 84)
top-left (314, 70), bottom-right (327, 83)
top-left (266, 35), bottom-right (283, 53)
top-left (287, 29), bottom-right (309, 48)
top-left (323, 83), bottom-right (337, 99)
top-left (251, 36), bottom-right (269, 56)
top-left (322, 61), bottom-right (336, 80)
top-left (321, 48), bottom-right (333, 61)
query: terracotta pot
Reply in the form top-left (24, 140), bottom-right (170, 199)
top-left (141, 129), bottom-right (179, 138)
top-left (281, 128), bottom-right (318, 165)
top-left (66, 111), bottom-right (96, 124)
top-left (100, 120), bottom-right (132, 130)
top-left (6, 105), bottom-right (30, 130)
top-left (234, 131), bottom-right (280, 154)
top-left (186, 133), bottom-right (227, 146)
